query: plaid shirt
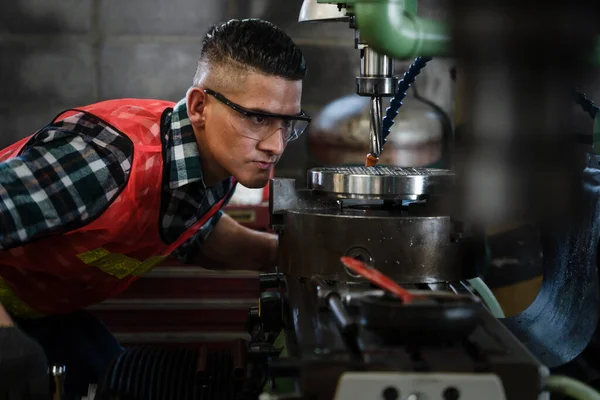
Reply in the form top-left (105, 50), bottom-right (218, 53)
top-left (0, 98), bottom-right (235, 261)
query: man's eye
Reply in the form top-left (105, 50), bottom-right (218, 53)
top-left (250, 115), bottom-right (267, 125)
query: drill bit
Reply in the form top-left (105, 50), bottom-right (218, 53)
top-left (365, 96), bottom-right (383, 167)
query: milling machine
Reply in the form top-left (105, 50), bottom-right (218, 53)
top-left (94, 1), bottom-right (600, 400)
top-left (245, 1), bottom-right (600, 399)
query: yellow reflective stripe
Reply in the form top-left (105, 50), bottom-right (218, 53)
top-left (0, 277), bottom-right (43, 319)
top-left (76, 249), bottom-right (140, 279)
top-left (131, 255), bottom-right (167, 276)
top-left (77, 247), bottom-right (111, 264)
top-left (76, 248), bottom-right (166, 279)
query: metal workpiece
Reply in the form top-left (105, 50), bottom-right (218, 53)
top-left (308, 166), bottom-right (455, 200)
top-left (276, 208), bottom-right (480, 283)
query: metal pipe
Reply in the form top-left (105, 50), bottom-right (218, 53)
top-left (404, 0), bottom-right (417, 14)
top-left (353, 0), bottom-right (451, 60)
top-left (317, 1), bottom-right (600, 63)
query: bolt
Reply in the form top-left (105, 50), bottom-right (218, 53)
top-left (313, 348), bottom-right (331, 356)
top-left (443, 387), bottom-right (460, 400)
top-left (382, 386), bottom-right (399, 400)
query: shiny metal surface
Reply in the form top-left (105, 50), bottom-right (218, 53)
top-left (361, 47), bottom-right (394, 77)
top-left (369, 97), bottom-right (383, 157)
top-left (298, 0), bottom-right (349, 22)
top-left (355, 77), bottom-right (398, 96)
top-left (270, 178), bottom-right (340, 228)
top-left (277, 207), bottom-right (479, 283)
top-left (308, 166), bottom-right (455, 199)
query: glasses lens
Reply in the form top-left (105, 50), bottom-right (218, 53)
top-left (228, 112), bottom-right (309, 143)
top-left (284, 119), bottom-right (309, 143)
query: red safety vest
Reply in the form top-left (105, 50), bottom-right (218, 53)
top-left (0, 99), bottom-right (236, 318)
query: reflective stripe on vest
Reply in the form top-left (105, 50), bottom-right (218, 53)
top-left (76, 249), bottom-right (167, 279)
top-left (0, 277), bottom-right (43, 318)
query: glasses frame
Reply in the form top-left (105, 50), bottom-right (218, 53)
top-left (203, 89), bottom-right (311, 123)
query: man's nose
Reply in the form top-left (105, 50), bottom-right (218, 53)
top-left (258, 128), bottom-right (285, 156)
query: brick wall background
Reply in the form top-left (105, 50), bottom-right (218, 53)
top-left (0, 0), bottom-right (455, 178)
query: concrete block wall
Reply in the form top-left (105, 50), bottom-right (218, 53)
top-left (0, 0), bottom-right (453, 176)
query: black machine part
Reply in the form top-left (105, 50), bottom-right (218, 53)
top-left (358, 293), bottom-right (481, 343)
top-left (94, 341), bottom-right (258, 400)
top-left (271, 178), bottom-right (486, 284)
top-left (262, 275), bottom-right (547, 400)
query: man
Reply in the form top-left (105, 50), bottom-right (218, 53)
top-left (0, 18), bottom-right (309, 398)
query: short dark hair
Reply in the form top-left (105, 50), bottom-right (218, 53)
top-left (198, 19), bottom-right (307, 81)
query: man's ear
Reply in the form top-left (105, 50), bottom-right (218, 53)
top-left (186, 87), bottom-right (208, 127)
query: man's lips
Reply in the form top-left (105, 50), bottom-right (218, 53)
top-left (254, 161), bottom-right (275, 170)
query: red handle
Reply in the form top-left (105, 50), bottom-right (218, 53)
top-left (340, 256), bottom-right (415, 303)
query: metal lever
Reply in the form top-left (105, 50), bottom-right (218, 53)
top-left (315, 278), bottom-right (358, 338)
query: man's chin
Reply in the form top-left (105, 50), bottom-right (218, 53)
top-left (235, 175), bottom-right (269, 189)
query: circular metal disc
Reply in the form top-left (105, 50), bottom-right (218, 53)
top-left (308, 166), bottom-right (455, 199)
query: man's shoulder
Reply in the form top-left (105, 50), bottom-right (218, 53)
top-left (25, 111), bottom-right (135, 164)
top-left (84, 98), bottom-right (176, 119)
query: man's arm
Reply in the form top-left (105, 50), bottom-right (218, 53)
top-left (182, 213), bottom-right (277, 272)
top-left (0, 117), bottom-right (132, 250)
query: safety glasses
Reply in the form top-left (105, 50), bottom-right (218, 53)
top-left (204, 88), bottom-right (311, 143)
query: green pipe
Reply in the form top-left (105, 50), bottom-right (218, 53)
top-left (545, 375), bottom-right (600, 400)
top-left (322, 0), bottom-right (600, 63)
top-left (468, 277), bottom-right (505, 319)
top-left (353, 0), bottom-right (452, 60)
top-left (404, 0), bottom-right (417, 14)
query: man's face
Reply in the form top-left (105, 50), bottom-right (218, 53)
top-left (203, 73), bottom-right (303, 188)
